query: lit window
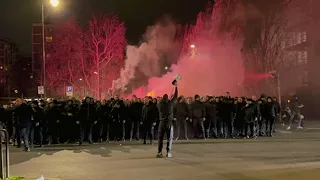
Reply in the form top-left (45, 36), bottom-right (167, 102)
top-left (46, 36), bottom-right (53, 42)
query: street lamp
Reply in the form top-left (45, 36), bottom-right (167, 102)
top-left (50, 0), bottom-right (59, 7)
top-left (269, 71), bottom-right (281, 104)
top-left (42, 0), bottom-right (59, 99)
top-left (190, 44), bottom-right (195, 49)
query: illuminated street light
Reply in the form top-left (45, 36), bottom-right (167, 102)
top-left (0, 66), bottom-right (3, 69)
top-left (79, 78), bottom-right (83, 81)
top-left (50, 0), bottom-right (59, 7)
top-left (94, 71), bottom-right (98, 74)
top-left (190, 44), bottom-right (195, 48)
top-left (164, 66), bottom-right (168, 70)
top-left (42, 0), bottom-right (59, 99)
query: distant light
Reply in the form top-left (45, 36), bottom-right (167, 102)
top-left (14, 90), bottom-right (18, 94)
top-left (79, 78), bottom-right (83, 81)
top-left (190, 44), bottom-right (195, 48)
top-left (0, 66), bottom-right (3, 69)
top-left (94, 72), bottom-right (98, 74)
top-left (164, 66), bottom-right (168, 70)
top-left (50, 0), bottom-right (59, 7)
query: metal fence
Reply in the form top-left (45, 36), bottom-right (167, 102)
top-left (0, 129), bottom-right (10, 179)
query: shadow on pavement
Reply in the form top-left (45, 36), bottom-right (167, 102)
top-left (8, 140), bottom-right (155, 166)
top-left (8, 121), bottom-right (320, 166)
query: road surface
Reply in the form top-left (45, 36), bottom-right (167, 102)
top-left (7, 122), bottom-right (320, 180)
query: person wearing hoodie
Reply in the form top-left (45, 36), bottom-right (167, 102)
top-left (265, 97), bottom-right (276, 137)
top-left (156, 82), bottom-right (178, 158)
top-left (65, 100), bottom-right (79, 142)
top-left (174, 96), bottom-right (189, 140)
top-left (205, 97), bottom-right (217, 138)
top-left (15, 99), bottom-right (33, 151)
top-left (79, 97), bottom-right (96, 145)
top-left (140, 96), bottom-right (158, 144)
top-left (190, 94), bottom-right (206, 139)
top-left (129, 95), bottom-right (143, 141)
top-left (30, 100), bottom-right (44, 147)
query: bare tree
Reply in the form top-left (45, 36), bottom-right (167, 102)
top-left (85, 14), bottom-right (127, 99)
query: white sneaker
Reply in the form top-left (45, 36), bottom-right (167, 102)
top-left (286, 126), bottom-right (291, 130)
top-left (166, 152), bottom-right (173, 158)
top-left (297, 126), bottom-right (303, 129)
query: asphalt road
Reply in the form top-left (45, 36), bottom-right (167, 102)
top-left (6, 122), bottom-right (320, 180)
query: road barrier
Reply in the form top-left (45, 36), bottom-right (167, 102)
top-left (0, 129), bottom-right (10, 179)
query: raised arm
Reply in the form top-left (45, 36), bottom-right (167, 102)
top-left (170, 86), bottom-right (178, 102)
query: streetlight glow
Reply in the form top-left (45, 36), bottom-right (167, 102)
top-left (190, 44), bottom-right (195, 48)
top-left (164, 66), bottom-right (168, 70)
top-left (50, 0), bottom-right (59, 7)
top-left (79, 78), bottom-right (83, 81)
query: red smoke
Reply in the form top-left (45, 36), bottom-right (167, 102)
top-left (117, 3), bottom-right (245, 98)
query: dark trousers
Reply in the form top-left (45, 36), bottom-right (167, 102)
top-left (245, 122), bottom-right (255, 137)
top-left (142, 123), bottom-right (155, 142)
top-left (257, 118), bottom-right (266, 136)
top-left (18, 125), bottom-right (31, 149)
top-left (48, 124), bottom-right (60, 144)
top-left (111, 120), bottom-right (125, 140)
top-left (223, 119), bottom-right (234, 137)
top-left (30, 125), bottom-right (43, 146)
top-left (157, 121), bottom-right (174, 153)
top-left (266, 116), bottom-right (275, 135)
top-left (80, 124), bottom-right (93, 143)
top-left (70, 124), bottom-right (80, 142)
top-left (11, 125), bottom-right (19, 143)
top-left (210, 119), bottom-right (218, 138)
top-left (203, 118), bottom-right (211, 138)
top-left (192, 118), bottom-right (205, 138)
top-left (100, 123), bottom-right (110, 141)
top-left (175, 116), bottom-right (188, 139)
top-left (130, 121), bottom-right (140, 140)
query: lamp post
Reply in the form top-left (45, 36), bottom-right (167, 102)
top-left (42, 0), bottom-right (59, 99)
top-left (269, 71), bottom-right (281, 104)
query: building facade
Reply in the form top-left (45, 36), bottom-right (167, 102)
top-left (0, 39), bottom-right (18, 97)
top-left (284, 0), bottom-right (320, 117)
top-left (31, 23), bottom-right (55, 94)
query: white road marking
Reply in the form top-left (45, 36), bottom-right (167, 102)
top-left (306, 128), bottom-right (320, 130)
top-left (276, 130), bottom-right (292, 134)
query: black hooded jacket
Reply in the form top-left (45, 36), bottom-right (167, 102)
top-left (157, 87), bottom-right (178, 123)
top-left (141, 102), bottom-right (158, 124)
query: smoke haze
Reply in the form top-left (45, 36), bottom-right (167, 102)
top-left (113, 17), bottom-right (181, 92)
top-left (115, 5), bottom-right (244, 97)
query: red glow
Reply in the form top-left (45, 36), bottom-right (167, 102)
top-left (245, 72), bottom-right (274, 80)
top-left (119, 3), bottom-right (244, 97)
top-left (48, 15), bottom-right (126, 99)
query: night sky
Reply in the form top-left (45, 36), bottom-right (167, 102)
top-left (0, 0), bottom-right (210, 54)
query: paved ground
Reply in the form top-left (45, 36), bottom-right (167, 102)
top-left (6, 122), bottom-right (320, 180)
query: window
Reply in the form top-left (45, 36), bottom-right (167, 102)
top-left (33, 44), bottom-right (42, 53)
top-left (46, 36), bottom-right (53, 42)
top-left (33, 35), bottom-right (42, 44)
top-left (32, 25), bottom-right (42, 34)
top-left (297, 51), bottom-right (307, 64)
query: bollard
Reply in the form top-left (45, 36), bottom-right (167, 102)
top-left (0, 129), bottom-right (10, 179)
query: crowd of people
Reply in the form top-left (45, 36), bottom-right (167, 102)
top-left (0, 90), bottom-right (303, 152)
